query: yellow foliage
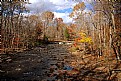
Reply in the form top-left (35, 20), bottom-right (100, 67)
top-left (85, 37), bottom-right (93, 44)
top-left (79, 37), bottom-right (92, 44)
top-left (79, 38), bottom-right (85, 43)
top-left (79, 32), bottom-right (86, 37)
top-left (76, 32), bottom-right (93, 44)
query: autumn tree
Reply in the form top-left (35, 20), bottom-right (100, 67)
top-left (41, 11), bottom-right (54, 41)
top-left (68, 23), bottom-right (77, 40)
top-left (69, 2), bottom-right (86, 34)
top-left (0, 0), bottom-right (29, 53)
top-left (54, 18), bottom-right (65, 40)
top-left (94, 0), bottom-right (121, 60)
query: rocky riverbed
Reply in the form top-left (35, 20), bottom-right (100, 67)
top-left (0, 44), bottom-right (121, 81)
top-left (0, 44), bottom-right (72, 81)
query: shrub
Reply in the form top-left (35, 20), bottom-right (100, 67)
top-left (64, 28), bottom-right (70, 40)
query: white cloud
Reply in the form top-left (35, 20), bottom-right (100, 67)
top-left (25, 0), bottom-right (75, 23)
top-left (50, 0), bottom-right (76, 10)
top-left (82, 0), bottom-right (94, 3)
top-left (26, 0), bottom-right (76, 13)
top-left (26, 0), bottom-right (56, 13)
top-left (50, 0), bottom-right (66, 5)
top-left (26, 0), bottom-right (93, 23)
top-left (54, 12), bottom-right (72, 23)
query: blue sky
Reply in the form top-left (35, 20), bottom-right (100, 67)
top-left (55, 8), bottom-right (72, 13)
top-left (26, 0), bottom-right (94, 23)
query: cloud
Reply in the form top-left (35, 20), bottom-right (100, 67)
top-left (26, 0), bottom-right (76, 13)
top-left (26, 0), bottom-right (56, 13)
top-left (82, 0), bottom-right (95, 3)
top-left (51, 0), bottom-right (77, 10)
top-left (54, 12), bottom-right (72, 23)
top-left (50, 0), bottom-right (67, 5)
top-left (26, 0), bottom-right (94, 23)
top-left (26, 0), bottom-right (76, 23)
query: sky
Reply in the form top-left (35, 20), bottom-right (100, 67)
top-left (26, 0), bottom-right (94, 23)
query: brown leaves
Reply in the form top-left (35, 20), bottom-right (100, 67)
top-left (29, 15), bottom-right (38, 21)
top-left (55, 18), bottom-right (63, 23)
top-left (69, 2), bottom-right (85, 18)
top-left (73, 2), bottom-right (85, 11)
top-left (69, 12), bottom-right (74, 18)
top-left (42, 11), bottom-right (54, 21)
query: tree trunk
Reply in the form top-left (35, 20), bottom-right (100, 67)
top-left (0, 2), bottom-right (3, 53)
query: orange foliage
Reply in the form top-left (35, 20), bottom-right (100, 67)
top-left (13, 37), bottom-right (21, 45)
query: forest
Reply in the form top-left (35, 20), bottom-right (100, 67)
top-left (0, 0), bottom-right (121, 81)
